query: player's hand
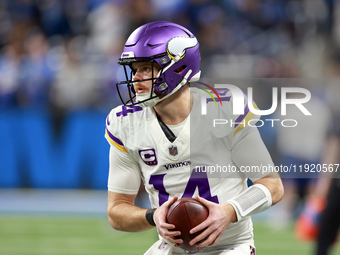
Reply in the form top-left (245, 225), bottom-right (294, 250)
top-left (154, 195), bottom-right (183, 247)
top-left (189, 195), bottom-right (237, 248)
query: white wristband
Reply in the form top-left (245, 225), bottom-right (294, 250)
top-left (227, 184), bottom-right (272, 222)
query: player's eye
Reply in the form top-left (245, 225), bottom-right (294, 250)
top-left (143, 67), bottom-right (152, 74)
top-left (131, 65), bottom-right (152, 77)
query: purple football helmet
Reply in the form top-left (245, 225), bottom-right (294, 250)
top-left (116, 21), bottom-right (201, 107)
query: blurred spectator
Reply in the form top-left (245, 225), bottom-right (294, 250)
top-left (50, 36), bottom-right (100, 111)
top-left (0, 45), bottom-right (21, 109)
top-left (63, 0), bottom-right (89, 36)
top-left (87, 1), bottom-right (127, 56)
top-left (18, 29), bottom-right (55, 107)
top-left (300, 55), bottom-right (340, 254)
top-left (276, 89), bottom-right (332, 223)
top-left (6, 0), bottom-right (41, 27)
top-left (38, 0), bottom-right (71, 37)
top-left (0, 2), bottom-right (12, 48)
top-left (124, 0), bottom-right (153, 36)
top-left (98, 43), bottom-right (127, 109)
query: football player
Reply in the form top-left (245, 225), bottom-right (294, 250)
top-left (105, 21), bottom-right (284, 255)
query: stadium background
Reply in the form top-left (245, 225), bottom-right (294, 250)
top-left (0, 0), bottom-right (340, 254)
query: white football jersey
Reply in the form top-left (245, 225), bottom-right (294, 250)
top-left (105, 88), bottom-right (274, 248)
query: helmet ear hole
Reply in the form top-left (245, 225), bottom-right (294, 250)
top-left (174, 65), bottom-right (187, 74)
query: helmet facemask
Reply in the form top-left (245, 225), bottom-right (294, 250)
top-left (116, 55), bottom-right (170, 107)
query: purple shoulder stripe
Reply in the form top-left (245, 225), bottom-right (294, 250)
top-left (234, 102), bottom-right (250, 128)
top-left (106, 128), bottom-right (124, 146)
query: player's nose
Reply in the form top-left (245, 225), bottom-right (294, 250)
top-left (132, 69), bottom-right (143, 81)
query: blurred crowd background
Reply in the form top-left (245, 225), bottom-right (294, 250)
top-left (1, 0), bottom-right (340, 111)
top-left (1, 0), bottom-right (340, 214)
top-left (1, 0), bottom-right (340, 254)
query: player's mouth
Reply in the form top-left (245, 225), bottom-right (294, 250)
top-left (134, 85), bottom-right (149, 94)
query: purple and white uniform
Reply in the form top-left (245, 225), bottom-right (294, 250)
top-left (105, 88), bottom-right (274, 253)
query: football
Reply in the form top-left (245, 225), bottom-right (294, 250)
top-left (166, 197), bottom-right (209, 252)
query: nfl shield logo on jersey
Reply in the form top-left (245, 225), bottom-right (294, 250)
top-left (168, 145), bottom-right (178, 156)
top-left (158, 242), bottom-right (167, 250)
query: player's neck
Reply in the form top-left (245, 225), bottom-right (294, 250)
top-left (153, 85), bottom-right (191, 125)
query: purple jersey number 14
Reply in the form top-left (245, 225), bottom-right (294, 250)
top-left (149, 169), bottom-right (219, 206)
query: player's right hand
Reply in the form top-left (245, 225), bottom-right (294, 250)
top-left (154, 195), bottom-right (183, 247)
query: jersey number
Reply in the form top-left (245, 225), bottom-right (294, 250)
top-left (149, 170), bottom-right (219, 206)
top-left (116, 105), bottom-right (143, 117)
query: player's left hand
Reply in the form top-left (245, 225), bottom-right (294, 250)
top-left (189, 195), bottom-right (237, 248)
top-left (154, 195), bottom-right (183, 247)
